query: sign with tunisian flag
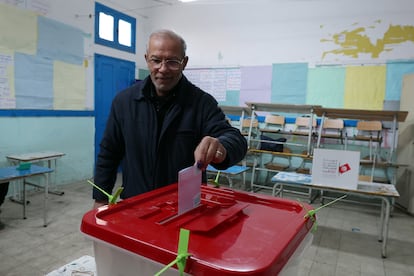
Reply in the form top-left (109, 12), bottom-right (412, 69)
top-left (311, 148), bottom-right (360, 190)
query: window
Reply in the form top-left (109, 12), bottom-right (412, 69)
top-left (95, 2), bottom-right (136, 53)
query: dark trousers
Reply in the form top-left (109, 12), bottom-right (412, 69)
top-left (0, 182), bottom-right (9, 206)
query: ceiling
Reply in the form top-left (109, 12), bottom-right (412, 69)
top-left (99, 0), bottom-right (177, 19)
top-left (99, 0), bottom-right (276, 19)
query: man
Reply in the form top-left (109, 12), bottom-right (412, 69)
top-left (93, 29), bottom-right (247, 208)
top-left (0, 182), bottom-right (9, 230)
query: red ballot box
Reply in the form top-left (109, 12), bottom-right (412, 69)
top-left (81, 184), bottom-right (315, 276)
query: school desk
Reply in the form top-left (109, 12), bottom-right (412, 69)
top-left (271, 171), bottom-right (399, 258)
top-left (0, 165), bottom-right (53, 227)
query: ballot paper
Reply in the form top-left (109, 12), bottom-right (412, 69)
top-left (45, 255), bottom-right (96, 276)
top-left (178, 165), bottom-right (201, 215)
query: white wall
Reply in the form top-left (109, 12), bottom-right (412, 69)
top-left (142, 0), bottom-right (414, 67)
top-left (397, 74), bottom-right (414, 213)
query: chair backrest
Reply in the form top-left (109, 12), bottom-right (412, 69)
top-left (240, 118), bottom-right (259, 138)
top-left (262, 114), bottom-right (285, 132)
top-left (241, 118), bottom-right (260, 147)
top-left (359, 175), bottom-right (373, 182)
top-left (295, 116), bottom-right (317, 132)
top-left (356, 121), bottom-right (382, 132)
top-left (323, 118), bottom-right (344, 130)
top-left (295, 116), bottom-right (317, 127)
top-left (356, 121), bottom-right (382, 140)
top-left (264, 114), bottom-right (285, 126)
top-left (241, 118), bottom-right (259, 128)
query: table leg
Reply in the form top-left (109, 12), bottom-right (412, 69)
top-left (250, 158), bottom-right (257, 192)
top-left (43, 173), bottom-right (49, 227)
top-left (8, 161), bottom-right (20, 201)
top-left (379, 199), bottom-right (385, 242)
top-left (47, 160), bottom-right (64, 196)
top-left (380, 197), bottom-right (390, 258)
top-left (23, 179), bottom-right (27, 219)
top-left (309, 189), bottom-right (320, 204)
top-left (9, 179), bottom-right (30, 205)
top-left (241, 159), bottom-right (247, 191)
top-left (228, 177), bottom-right (233, 188)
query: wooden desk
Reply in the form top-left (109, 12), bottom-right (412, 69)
top-left (246, 102), bottom-right (321, 114)
top-left (271, 171), bottom-right (400, 258)
top-left (0, 165), bottom-right (53, 227)
top-left (248, 148), bottom-right (313, 194)
top-left (245, 102), bottom-right (321, 155)
top-left (313, 107), bottom-right (408, 162)
top-left (219, 105), bottom-right (252, 133)
top-left (313, 107), bottom-right (408, 122)
top-left (7, 151), bottom-right (65, 197)
top-left (219, 105), bottom-right (251, 117)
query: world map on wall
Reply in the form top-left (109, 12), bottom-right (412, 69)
top-left (321, 21), bottom-right (414, 59)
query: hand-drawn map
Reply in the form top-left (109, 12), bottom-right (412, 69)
top-left (321, 20), bottom-right (414, 60)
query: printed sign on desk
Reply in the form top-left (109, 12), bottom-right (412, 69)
top-left (312, 148), bottom-right (360, 190)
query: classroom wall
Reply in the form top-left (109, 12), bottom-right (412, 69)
top-left (0, 0), bottom-right (150, 186)
top-left (1, 0), bottom-right (414, 189)
top-left (0, 117), bottom-right (94, 182)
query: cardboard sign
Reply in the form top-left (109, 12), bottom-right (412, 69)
top-left (311, 148), bottom-right (360, 190)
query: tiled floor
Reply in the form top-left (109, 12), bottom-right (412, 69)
top-left (0, 178), bottom-right (413, 276)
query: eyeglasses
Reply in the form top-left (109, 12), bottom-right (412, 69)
top-left (147, 57), bottom-right (184, 70)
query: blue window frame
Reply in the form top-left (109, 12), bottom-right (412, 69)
top-left (95, 2), bottom-right (136, 54)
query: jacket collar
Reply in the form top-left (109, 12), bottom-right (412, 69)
top-left (135, 75), bottom-right (189, 103)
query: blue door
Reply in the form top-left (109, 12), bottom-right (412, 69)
top-left (94, 54), bottom-right (135, 166)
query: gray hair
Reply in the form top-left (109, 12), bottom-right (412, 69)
top-left (147, 29), bottom-right (187, 57)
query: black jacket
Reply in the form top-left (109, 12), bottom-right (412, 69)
top-left (93, 75), bottom-right (247, 201)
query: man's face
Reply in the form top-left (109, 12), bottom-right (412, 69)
top-left (145, 35), bottom-right (188, 96)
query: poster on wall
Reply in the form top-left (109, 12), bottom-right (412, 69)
top-left (0, 2), bottom-right (87, 110)
top-left (185, 67), bottom-right (241, 102)
top-left (0, 0), bottom-right (51, 15)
